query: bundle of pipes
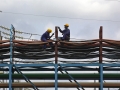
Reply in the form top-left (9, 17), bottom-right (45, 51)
top-left (0, 39), bottom-right (120, 61)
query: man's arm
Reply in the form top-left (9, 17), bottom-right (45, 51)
top-left (58, 27), bottom-right (63, 33)
top-left (49, 33), bottom-right (54, 39)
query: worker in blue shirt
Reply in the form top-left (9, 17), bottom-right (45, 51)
top-left (41, 29), bottom-right (54, 49)
top-left (58, 24), bottom-right (70, 41)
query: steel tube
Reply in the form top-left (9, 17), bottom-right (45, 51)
top-left (0, 82), bottom-right (119, 88)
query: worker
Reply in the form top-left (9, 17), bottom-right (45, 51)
top-left (57, 24), bottom-right (70, 41)
top-left (41, 29), bottom-right (54, 49)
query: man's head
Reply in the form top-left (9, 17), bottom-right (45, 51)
top-left (64, 24), bottom-right (69, 29)
top-left (47, 28), bottom-right (52, 33)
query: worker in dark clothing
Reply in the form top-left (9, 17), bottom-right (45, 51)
top-left (41, 29), bottom-right (54, 49)
top-left (57, 24), bottom-right (70, 41)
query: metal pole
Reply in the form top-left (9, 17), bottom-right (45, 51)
top-left (100, 64), bottom-right (103, 90)
top-left (55, 26), bottom-right (58, 64)
top-left (12, 26), bottom-right (15, 90)
top-left (0, 31), bottom-right (2, 40)
top-left (99, 26), bottom-right (103, 63)
top-left (9, 24), bottom-right (13, 90)
top-left (99, 26), bottom-right (103, 90)
top-left (55, 64), bottom-right (58, 90)
top-left (94, 79), bottom-right (96, 90)
top-left (55, 26), bottom-right (58, 90)
top-left (0, 31), bottom-right (5, 90)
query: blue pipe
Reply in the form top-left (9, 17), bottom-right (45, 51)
top-left (9, 24), bottom-right (13, 90)
top-left (55, 64), bottom-right (58, 90)
top-left (100, 64), bottom-right (103, 90)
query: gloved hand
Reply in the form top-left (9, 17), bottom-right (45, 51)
top-left (57, 27), bottom-right (60, 29)
top-left (52, 33), bottom-right (54, 36)
top-left (49, 33), bottom-right (54, 39)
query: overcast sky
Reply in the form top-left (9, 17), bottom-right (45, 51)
top-left (0, 0), bottom-right (120, 90)
top-left (1, 0), bottom-right (120, 40)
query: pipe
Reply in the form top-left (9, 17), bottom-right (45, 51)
top-left (0, 73), bottom-right (119, 80)
top-left (0, 82), bottom-right (120, 88)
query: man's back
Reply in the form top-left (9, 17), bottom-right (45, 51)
top-left (41, 32), bottom-right (50, 40)
top-left (63, 29), bottom-right (70, 37)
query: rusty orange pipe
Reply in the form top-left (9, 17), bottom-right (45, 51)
top-left (0, 82), bottom-right (120, 88)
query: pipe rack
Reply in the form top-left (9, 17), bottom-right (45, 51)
top-left (0, 25), bottom-right (120, 90)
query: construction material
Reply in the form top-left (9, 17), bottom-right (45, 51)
top-left (0, 73), bottom-right (119, 80)
top-left (0, 82), bottom-right (120, 88)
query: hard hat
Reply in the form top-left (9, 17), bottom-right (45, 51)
top-left (47, 29), bottom-right (52, 33)
top-left (64, 24), bottom-right (69, 27)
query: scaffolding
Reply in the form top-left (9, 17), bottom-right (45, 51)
top-left (0, 25), bottom-right (120, 90)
